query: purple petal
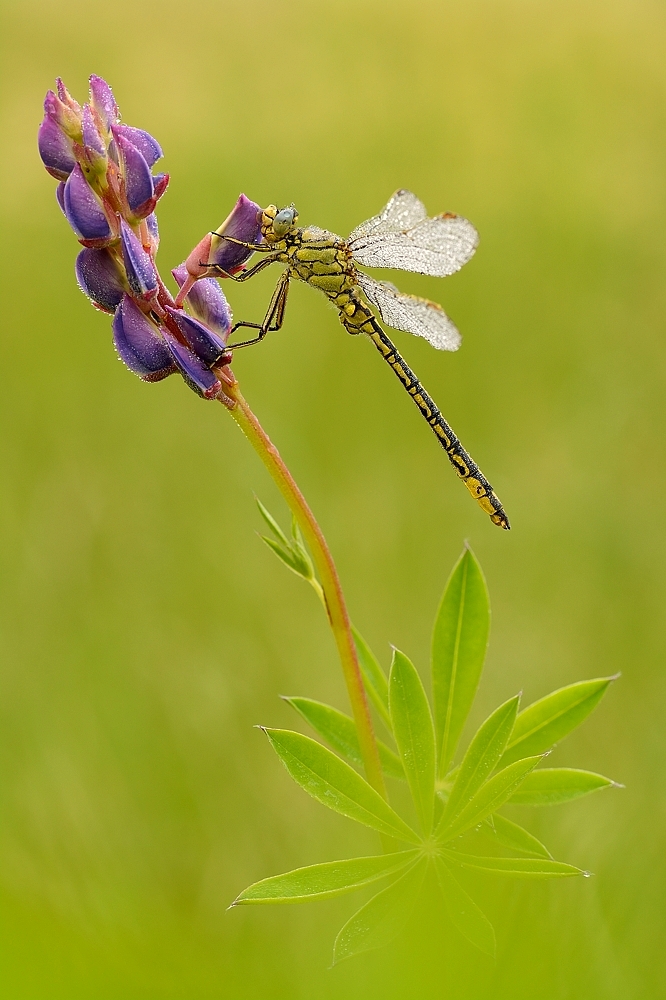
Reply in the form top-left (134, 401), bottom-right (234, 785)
top-left (63, 163), bottom-right (112, 240)
top-left (56, 182), bottom-right (66, 214)
top-left (38, 113), bottom-right (76, 180)
top-left (161, 327), bottom-right (222, 399)
top-left (89, 75), bottom-right (119, 132)
top-left (145, 212), bottom-right (159, 253)
top-left (112, 294), bottom-right (175, 381)
top-left (75, 248), bottom-right (126, 313)
top-left (172, 265), bottom-right (232, 339)
top-left (113, 124), bottom-right (162, 167)
top-left (119, 220), bottom-right (157, 299)
top-left (82, 104), bottom-right (106, 159)
top-left (209, 194), bottom-right (262, 272)
top-left (113, 128), bottom-right (154, 217)
top-left (165, 305), bottom-right (227, 365)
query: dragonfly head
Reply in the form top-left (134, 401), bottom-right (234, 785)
top-left (261, 204), bottom-right (299, 242)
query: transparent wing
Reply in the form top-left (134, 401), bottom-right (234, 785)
top-left (347, 190), bottom-right (428, 242)
top-left (301, 225), bottom-right (342, 242)
top-left (348, 191), bottom-right (479, 277)
top-left (356, 272), bottom-right (461, 352)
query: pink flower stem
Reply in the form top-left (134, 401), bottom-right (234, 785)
top-left (219, 374), bottom-right (387, 800)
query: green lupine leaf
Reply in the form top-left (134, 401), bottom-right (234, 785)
top-left (352, 627), bottom-right (392, 732)
top-left (282, 697), bottom-right (405, 780)
top-left (262, 729), bottom-right (419, 843)
top-left (389, 649), bottom-right (437, 833)
top-left (260, 535), bottom-right (309, 577)
top-left (499, 676), bottom-right (617, 767)
top-left (290, 515), bottom-right (315, 578)
top-left (256, 497), bottom-right (291, 548)
top-left (432, 547), bottom-right (490, 778)
top-left (482, 814), bottom-right (552, 859)
top-left (232, 851), bottom-right (418, 905)
top-left (441, 850), bottom-right (586, 878)
top-left (508, 767), bottom-right (619, 805)
top-left (434, 857), bottom-right (496, 957)
top-left (437, 755), bottom-right (543, 843)
top-left (333, 858), bottom-right (427, 964)
top-left (443, 694), bottom-right (520, 825)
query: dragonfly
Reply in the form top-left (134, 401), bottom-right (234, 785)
top-left (210, 190), bottom-right (509, 529)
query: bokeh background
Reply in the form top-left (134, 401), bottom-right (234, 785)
top-left (1, 0), bottom-right (665, 996)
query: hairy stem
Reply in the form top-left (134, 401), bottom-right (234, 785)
top-left (220, 376), bottom-right (386, 799)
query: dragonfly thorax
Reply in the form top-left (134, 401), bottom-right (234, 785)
top-left (261, 204), bottom-right (299, 243)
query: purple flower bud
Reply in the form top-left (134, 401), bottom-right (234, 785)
top-left (81, 104), bottom-right (107, 173)
top-left (161, 327), bottom-right (222, 399)
top-left (75, 248), bottom-right (127, 313)
top-left (113, 124), bottom-right (162, 167)
top-left (56, 78), bottom-right (81, 115)
top-left (165, 305), bottom-right (227, 365)
top-left (113, 128), bottom-right (154, 218)
top-left (38, 111), bottom-right (76, 180)
top-left (56, 182), bottom-right (66, 214)
top-left (119, 220), bottom-right (157, 300)
top-left (89, 75), bottom-right (119, 134)
top-left (112, 294), bottom-right (176, 382)
top-left (152, 173), bottom-right (169, 202)
top-left (63, 163), bottom-right (112, 241)
top-left (209, 193), bottom-right (262, 272)
top-left (172, 265), bottom-right (232, 339)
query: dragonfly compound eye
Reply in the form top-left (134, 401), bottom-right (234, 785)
top-left (272, 206), bottom-right (299, 238)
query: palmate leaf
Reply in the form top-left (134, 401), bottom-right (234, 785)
top-left (434, 857), bottom-right (496, 957)
top-left (483, 813), bottom-right (552, 859)
top-left (432, 547), bottom-right (490, 778)
top-left (282, 696), bottom-right (404, 780)
top-left (352, 627), bottom-right (392, 732)
top-left (499, 676), bottom-right (617, 767)
top-left (509, 767), bottom-right (619, 805)
top-left (441, 849), bottom-right (586, 879)
top-left (233, 851), bottom-right (418, 905)
top-left (262, 729), bottom-right (419, 844)
top-left (437, 755), bottom-right (543, 843)
top-left (333, 857), bottom-right (428, 964)
top-left (389, 649), bottom-right (436, 833)
top-left (442, 694), bottom-right (520, 826)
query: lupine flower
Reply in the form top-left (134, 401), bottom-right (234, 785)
top-left (39, 74), bottom-right (263, 398)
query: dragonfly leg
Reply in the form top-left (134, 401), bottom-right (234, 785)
top-left (209, 233), bottom-right (273, 252)
top-left (207, 253), bottom-right (281, 281)
top-left (226, 274), bottom-right (290, 350)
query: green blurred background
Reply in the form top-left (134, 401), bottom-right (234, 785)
top-left (1, 0), bottom-right (664, 995)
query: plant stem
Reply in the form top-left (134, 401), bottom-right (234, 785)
top-left (220, 376), bottom-right (387, 800)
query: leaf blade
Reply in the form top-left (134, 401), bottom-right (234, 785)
top-left (508, 767), bottom-right (619, 805)
top-left (442, 850), bottom-right (586, 878)
top-left (443, 694), bottom-right (520, 825)
top-left (282, 697), bottom-right (404, 780)
top-left (333, 858), bottom-right (427, 964)
top-left (437, 755), bottom-right (543, 843)
top-left (389, 649), bottom-right (436, 832)
top-left (233, 851), bottom-right (418, 905)
top-left (434, 857), bottom-right (496, 956)
top-left (482, 814), bottom-right (553, 859)
top-left (263, 728), bottom-right (419, 843)
top-left (432, 547), bottom-right (490, 777)
top-left (500, 677), bottom-right (617, 767)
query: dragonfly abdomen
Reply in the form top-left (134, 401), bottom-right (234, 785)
top-left (345, 312), bottom-right (510, 529)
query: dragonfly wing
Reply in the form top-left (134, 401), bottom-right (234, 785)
top-left (349, 213), bottom-right (479, 277)
top-left (347, 190), bottom-right (428, 242)
top-left (356, 272), bottom-right (461, 352)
